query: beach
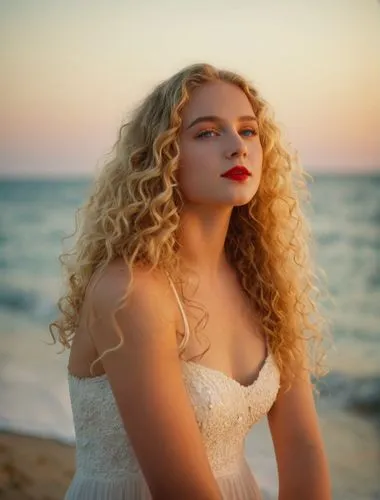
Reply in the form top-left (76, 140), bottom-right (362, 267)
top-left (0, 431), bottom-right (74, 500)
top-left (1, 412), bottom-right (379, 500)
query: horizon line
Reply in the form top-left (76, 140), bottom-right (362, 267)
top-left (1, 169), bottom-right (379, 182)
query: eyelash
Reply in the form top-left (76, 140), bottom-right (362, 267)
top-left (196, 128), bottom-right (258, 139)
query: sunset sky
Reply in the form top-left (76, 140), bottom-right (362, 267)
top-left (2, 0), bottom-right (380, 177)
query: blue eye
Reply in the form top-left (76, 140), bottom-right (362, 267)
top-left (240, 128), bottom-right (257, 137)
top-left (196, 127), bottom-right (258, 139)
top-left (196, 129), bottom-right (218, 138)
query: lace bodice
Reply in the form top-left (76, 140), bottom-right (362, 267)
top-left (68, 353), bottom-right (280, 480)
top-left (65, 275), bottom-right (281, 499)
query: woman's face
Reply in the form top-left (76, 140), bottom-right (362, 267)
top-left (178, 80), bottom-right (263, 207)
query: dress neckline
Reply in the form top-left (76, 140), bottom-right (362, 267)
top-left (68, 352), bottom-right (273, 391)
top-left (182, 352), bottom-right (271, 390)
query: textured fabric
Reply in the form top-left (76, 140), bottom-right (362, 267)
top-left (65, 277), bottom-right (280, 499)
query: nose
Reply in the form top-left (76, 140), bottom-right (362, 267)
top-left (224, 131), bottom-right (248, 160)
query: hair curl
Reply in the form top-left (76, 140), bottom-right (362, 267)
top-left (49, 63), bottom-right (330, 386)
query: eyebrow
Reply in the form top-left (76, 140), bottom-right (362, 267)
top-left (186, 115), bottom-right (258, 130)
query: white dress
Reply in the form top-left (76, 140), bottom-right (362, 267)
top-left (65, 276), bottom-right (280, 500)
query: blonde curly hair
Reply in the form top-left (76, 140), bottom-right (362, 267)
top-left (49, 63), bottom-right (329, 386)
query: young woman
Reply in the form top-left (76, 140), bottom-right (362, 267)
top-left (50, 63), bottom-right (331, 500)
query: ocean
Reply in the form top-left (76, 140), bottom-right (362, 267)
top-left (0, 174), bottom-right (379, 499)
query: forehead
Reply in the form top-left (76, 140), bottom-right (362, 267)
top-left (181, 80), bottom-right (254, 126)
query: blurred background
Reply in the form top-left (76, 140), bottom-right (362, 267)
top-left (1, 1), bottom-right (379, 499)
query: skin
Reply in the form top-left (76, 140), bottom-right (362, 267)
top-left (68, 80), bottom-right (331, 499)
top-left (177, 80), bottom-right (262, 281)
top-left (174, 80), bottom-right (267, 379)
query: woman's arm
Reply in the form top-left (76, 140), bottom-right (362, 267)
top-left (87, 264), bottom-right (222, 500)
top-left (268, 366), bottom-right (331, 500)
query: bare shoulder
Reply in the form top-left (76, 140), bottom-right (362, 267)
top-left (90, 260), bottom-right (175, 312)
top-left (81, 260), bottom-right (222, 499)
top-left (87, 260), bottom-right (178, 345)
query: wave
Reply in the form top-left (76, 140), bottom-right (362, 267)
top-left (0, 284), bottom-right (57, 321)
top-left (318, 371), bottom-right (380, 420)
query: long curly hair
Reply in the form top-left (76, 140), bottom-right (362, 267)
top-left (49, 63), bottom-right (329, 386)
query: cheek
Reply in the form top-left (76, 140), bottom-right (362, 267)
top-left (247, 143), bottom-right (263, 186)
top-left (178, 142), bottom-right (202, 177)
top-left (177, 146), bottom-right (214, 200)
top-left (177, 156), bottom-right (203, 196)
top-left (179, 137), bottom-right (214, 164)
top-left (250, 141), bottom-right (263, 163)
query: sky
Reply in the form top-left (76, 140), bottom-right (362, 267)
top-left (1, 0), bottom-right (380, 177)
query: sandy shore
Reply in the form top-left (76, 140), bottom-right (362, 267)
top-left (1, 417), bottom-right (379, 500)
top-left (0, 431), bottom-right (75, 500)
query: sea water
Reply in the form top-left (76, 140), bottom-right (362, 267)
top-left (0, 174), bottom-right (379, 499)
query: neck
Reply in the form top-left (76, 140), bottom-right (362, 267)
top-left (177, 204), bottom-right (233, 283)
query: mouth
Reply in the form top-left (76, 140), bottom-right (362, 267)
top-left (220, 165), bottom-right (251, 180)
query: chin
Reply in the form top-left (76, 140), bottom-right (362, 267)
top-left (232, 198), bottom-right (254, 207)
top-left (220, 182), bottom-right (259, 207)
top-left (226, 191), bottom-right (257, 207)
top-left (184, 188), bottom-right (258, 208)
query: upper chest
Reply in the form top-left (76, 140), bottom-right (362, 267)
top-left (174, 275), bottom-right (267, 385)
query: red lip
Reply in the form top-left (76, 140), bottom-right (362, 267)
top-left (221, 165), bottom-right (251, 178)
